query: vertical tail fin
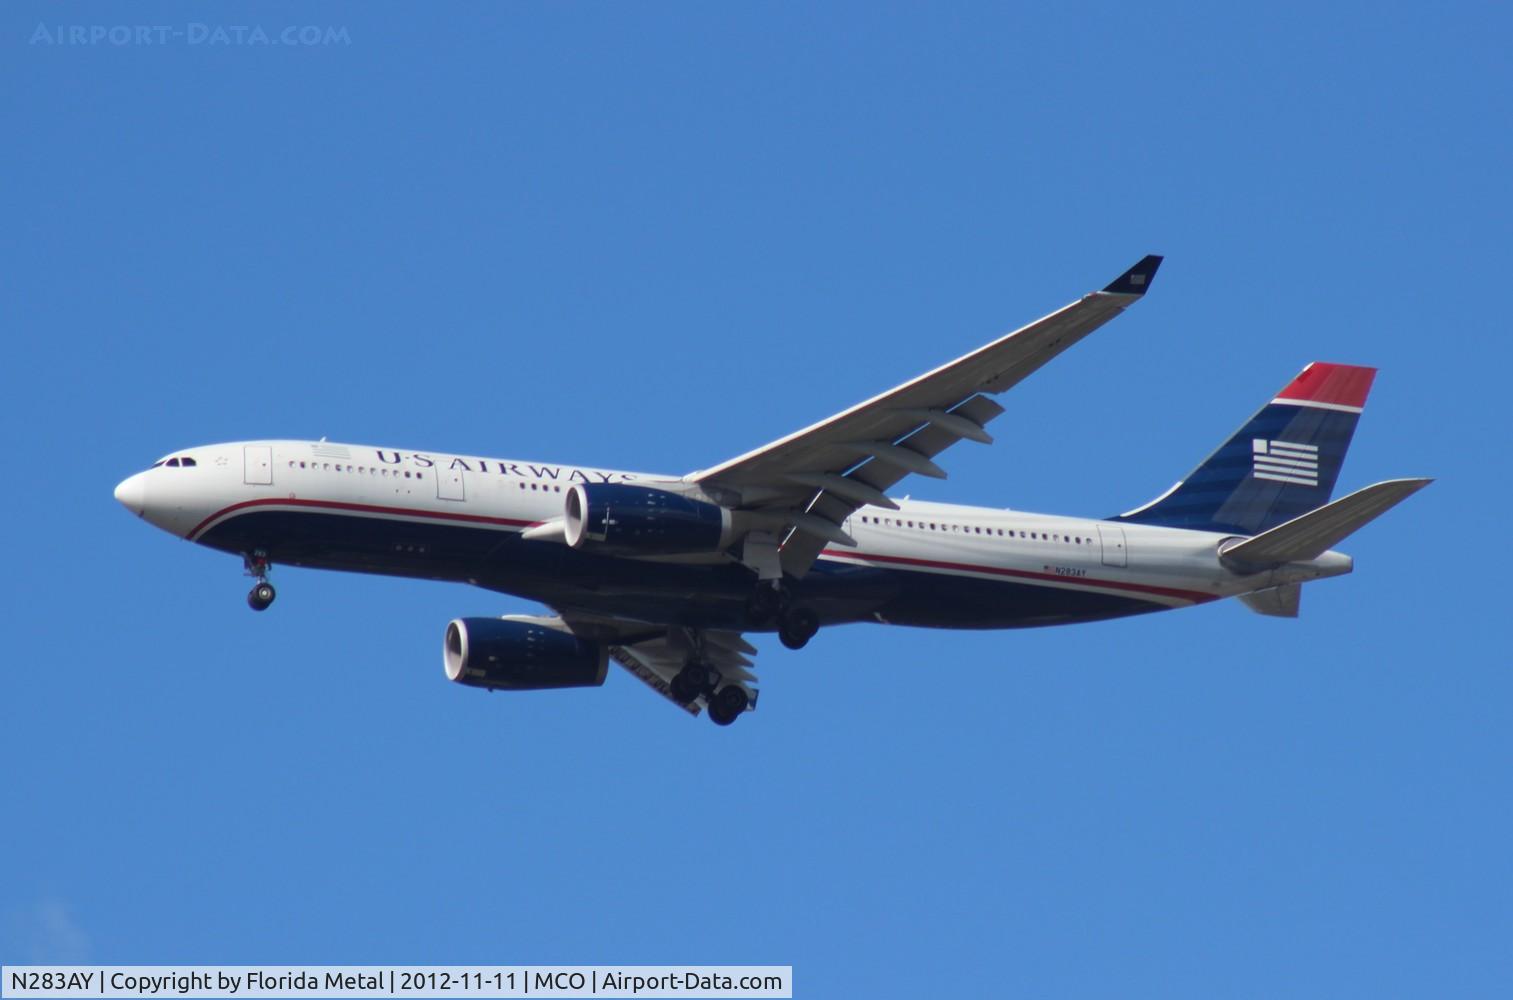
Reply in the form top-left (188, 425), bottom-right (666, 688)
top-left (1115, 362), bottom-right (1376, 535)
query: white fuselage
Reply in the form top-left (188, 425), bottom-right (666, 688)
top-left (115, 439), bottom-right (1353, 630)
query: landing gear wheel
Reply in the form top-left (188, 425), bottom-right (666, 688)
top-left (746, 582), bottom-right (785, 626)
top-left (778, 606), bottom-right (819, 650)
top-left (247, 582), bottom-right (276, 611)
top-left (243, 551), bottom-right (275, 611)
top-left (671, 661), bottom-right (713, 704)
top-left (707, 685), bottom-right (749, 726)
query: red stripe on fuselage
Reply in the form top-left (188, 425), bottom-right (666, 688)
top-left (818, 547), bottom-right (1217, 603)
top-left (187, 497), bottom-right (536, 541)
top-left (191, 501), bottom-right (1216, 605)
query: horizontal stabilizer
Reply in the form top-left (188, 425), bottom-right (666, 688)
top-left (1239, 584), bottom-right (1301, 618)
top-left (1221, 478), bottom-right (1432, 567)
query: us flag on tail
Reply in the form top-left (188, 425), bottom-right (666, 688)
top-left (1252, 439), bottom-right (1320, 486)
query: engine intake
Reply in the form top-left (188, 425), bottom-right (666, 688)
top-left (563, 483), bottom-right (732, 556)
top-left (443, 618), bottom-right (608, 691)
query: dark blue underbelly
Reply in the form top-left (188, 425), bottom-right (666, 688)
top-left (198, 510), bottom-right (1161, 632)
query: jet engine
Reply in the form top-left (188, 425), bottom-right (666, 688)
top-left (443, 617), bottom-right (608, 691)
top-left (563, 483), bottom-right (733, 556)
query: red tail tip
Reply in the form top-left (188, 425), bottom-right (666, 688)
top-left (1275, 362), bottom-right (1377, 409)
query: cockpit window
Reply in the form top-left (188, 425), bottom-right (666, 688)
top-left (166, 458), bottom-right (181, 467)
top-left (181, 457), bottom-right (197, 467)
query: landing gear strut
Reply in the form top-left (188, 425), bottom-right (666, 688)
top-left (746, 581), bottom-right (785, 625)
top-left (244, 551), bottom-right (276, 611)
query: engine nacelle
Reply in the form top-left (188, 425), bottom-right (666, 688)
top-left (563, 483), bottom-right (732, 556)
top-left (443, 618), bottom-right (608, 691)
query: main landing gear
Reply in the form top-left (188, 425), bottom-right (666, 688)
top-left (746, 581), bottom-right (784, 625)
top-left (244, 551), bottom-right (276, 611)
top-left (706, 684), bottom-right (750, 727)
top-left (746, 581), bottom-right (821, 650)
top-left (670, 659), bottom-right (751, 727)
top-left (777, 606), bottom-right (819, 650)
top-left (671, 660), bottom-right (715, 704)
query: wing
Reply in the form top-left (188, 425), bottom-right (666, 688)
top-left (551, 610), bottom-right (759, 718)
top-left (688, 255), bottom-right (1164, 575)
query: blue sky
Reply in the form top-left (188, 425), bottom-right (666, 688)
top-left (3, 2), bottom-right (1509, 996)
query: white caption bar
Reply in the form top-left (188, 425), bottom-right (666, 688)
top-left (1, 968), bottom-right (792, 1000)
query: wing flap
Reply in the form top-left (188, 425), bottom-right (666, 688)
top-left (610, 646), bottom-right (701, 716)
top-left (779, 393), bottom-right (1011, 572)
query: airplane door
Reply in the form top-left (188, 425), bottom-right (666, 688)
top-left (1097, 524), bottom-right (1127, 568)
top-left (243, 445), bottom-right (273, 485)
top-left (437, 466), bottom-right (465, 502)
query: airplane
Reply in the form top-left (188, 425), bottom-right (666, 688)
top-left (113, 256), bottom-right (1430, 726)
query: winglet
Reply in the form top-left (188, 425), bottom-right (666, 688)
top-left (1102, 254), bottom-right (1163, 296)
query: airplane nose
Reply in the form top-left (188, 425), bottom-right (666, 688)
top-left (114, 472), bottom-right (146, 515)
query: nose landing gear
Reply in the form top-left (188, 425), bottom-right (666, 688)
top-left (244, 551), bottom-right (276, 611)
top-left (247, 581), bottom-right (276, 611)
